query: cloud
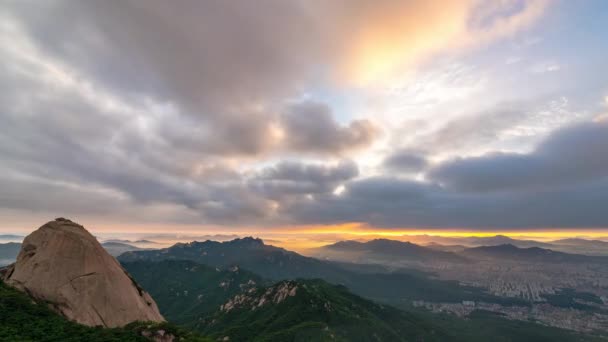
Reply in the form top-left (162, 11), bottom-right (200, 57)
top-left (248, 160), bottom-right (358, 200)
top-left (333, 0), bottom-right (548, 84)
top-left (2, 0), bottom-right (588, 231)
top-left (276, 119), bottom-right (608, 229)
top-left (281, 101), bottom-right (378, 155)
top-left (284, 175), bottom-right (608, 229)
top-left (428, 121), bottom-right (608, 192)
top-left (383, 150), bottom-right (428, 173)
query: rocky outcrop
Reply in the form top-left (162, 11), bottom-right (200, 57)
top-left (1, 218), bottom-right (164, 327)
top-left (220, 281), bottom-right (298, 312)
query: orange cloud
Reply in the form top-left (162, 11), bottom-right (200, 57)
top-left (328, 0), bottom-right (548, 85)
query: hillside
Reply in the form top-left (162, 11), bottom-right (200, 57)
top-left (122, 260), bottom-right (267, 327)
top-left (119, 237), bottom-right (355, 283)
top-left (461, 244), bottom-right (608, 263)
top-left (122, 259), bottom-right (606, 341)
top-left (0, 280), bottom-right (209, 341)
top-left (201, 279), bottom-right (450, 342)
top-left (119, 239), bottom-right (530, 307)
top-left (123, 260), bottom-right (450, 341)
top-left (0, 280), bottom-right (147, 341)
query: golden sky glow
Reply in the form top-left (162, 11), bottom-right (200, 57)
top-left (338, 0), bottom-right (548, 85)
top-left (4, 218), bottom-right (608, 253)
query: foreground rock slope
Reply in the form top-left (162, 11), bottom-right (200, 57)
top-left (1, 218), bottom-right (164, 327)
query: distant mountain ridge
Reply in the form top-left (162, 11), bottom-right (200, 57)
top-left (101, 241), bottom-right (146, 257)
top-left (0, 234), bottom-right (24, 241)
top-left (104, 239), bottom-right (158, 244)
top-left (461, 244), bottom-right (608, 263)
top-left (118, 237), bottom-right (534, 309)
top-left (315, 238), bottom-right (468, 264)
top-left (119, 237), bottom-right (356, 283)
top-left (394, 234), bottom-right (608, 256)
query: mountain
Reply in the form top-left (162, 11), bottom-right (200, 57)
top-left (134, 239), bottom-right (158, 244)
top-left (101, 241), bottom-right (145, 257)
top-left (461, 244), bottom-right (608, 263)
top-left (119, 237), bottom-right (356, 283)
top-left (0, 234), bottom-right (24, 241)
top-left (118, 238), bottom-right (531, 308)
top-left (105, 239), bottom-right (158, 245)
top-left (424, 242), bottom-right (468, 253)
top-left (1, 218), bottom-right (164, 327)
top-left (122, 260), bottom-right (267, 327)
top-left (553, 238), bottom-right (608, 247)
top-left (119, 242), bottom-right (604, 341)
top-left (458, 235), bottom-right (555, 248)
top-left (549, 238), bottom-right (608, 256)
top-left (313, 239), bottom-right (468, 265)
top-left (122, 260), bottom-right (451, 341)
top-left (0, 242), bottom-right (21, 266)
top-left (201, 279), bottom-right (450, 342)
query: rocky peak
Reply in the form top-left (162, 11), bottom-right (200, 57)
top-left (1, 218), bottom-right (164, 328)
top-left (230, 237), bottom-right (265, 247)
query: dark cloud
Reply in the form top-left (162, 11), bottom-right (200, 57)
top-left (383, 150), bottom-right (428, 173)
top-left (281, 101), bottom-right (378, 155)
top-left (428, 121), bottom-right (608, 192)
top-left (248, 160), bottom-right (358, 200)
top-left (284, 175), bottom-right (608, 229)
top-left (279, 121), bottom-right (608, 229)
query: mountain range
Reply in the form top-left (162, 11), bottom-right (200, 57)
top-left (2, 219), bottom-right (607, 341)
top-left (311, 239), bottom-right (469, 265)
top-left (461, 244), bottom-right (608, 264)
top-left (117, 237), bottom-right (529, 308)
top-left (399, 234), bottom-right (608, 256)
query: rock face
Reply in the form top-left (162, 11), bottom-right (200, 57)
top-left (1, 218), bottom-right (164, 327)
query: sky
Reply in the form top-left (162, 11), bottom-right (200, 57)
top-left (1, 0), bottom-right (608, 245)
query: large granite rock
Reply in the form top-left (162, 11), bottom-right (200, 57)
top-left (1, 218), bottom-right (164, 327)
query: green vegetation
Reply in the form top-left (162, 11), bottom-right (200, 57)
top-left (200, 279), bottom-right (450, 342)
top-left (0, 280), bottom-right (145, 341)
top-left (345, 270), bottom-right (530, 307)
top-left (118, 239), bottom-right (528, 307)
top-left (0, 280), bottom-right (210, 342)
top-left (543, 288), bottom-right (607, 313)
top-left (123, 260), bottom-right (267, 327)
top-left (125, 260), bottom-right (603, 341)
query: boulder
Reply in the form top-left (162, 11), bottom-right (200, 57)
top-left (1, 218), bottom-right (164, 327)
